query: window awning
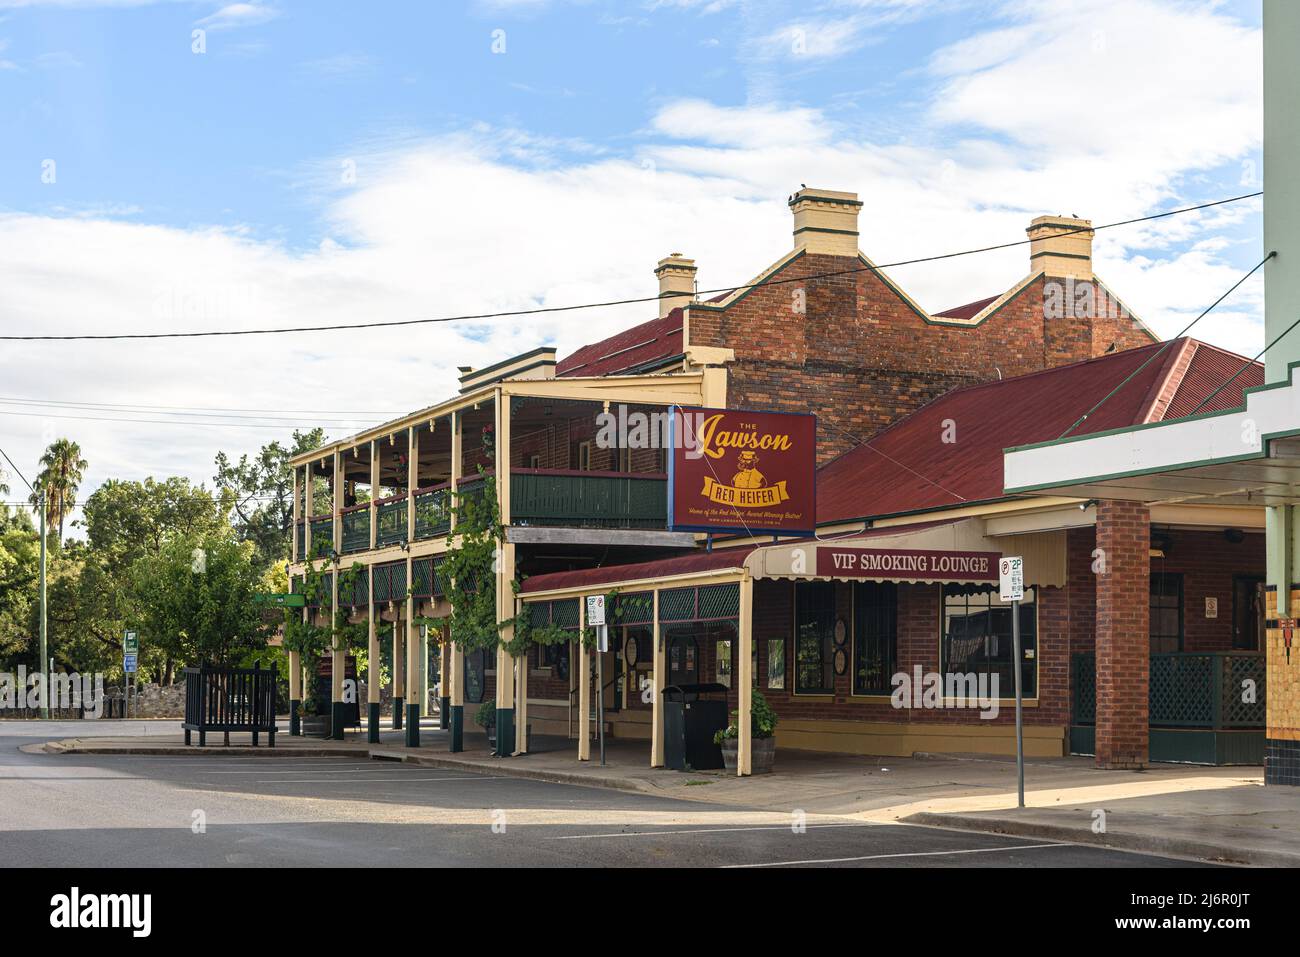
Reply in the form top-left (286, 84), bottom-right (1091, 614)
top-left (520, 517), bottom-right (1063, 600)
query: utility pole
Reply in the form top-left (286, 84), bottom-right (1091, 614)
top-left (38, 484), bottom-right (48, 720)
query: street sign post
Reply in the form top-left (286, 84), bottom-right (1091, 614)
top-left (124, 630), bottom-right (139, 719)
top-left (254, 593), bottom-right (306, 608)
top-left (999, 557), bottom-right (1025, 807)
top-left (586, 596), bottom-right (607, 766)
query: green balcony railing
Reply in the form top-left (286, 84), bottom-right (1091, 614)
top-left (294, 521), bottom-right (305, 561)
top-left (375, 497), bottom-right (408, 547)
top-left (413, 485), bottom-right (452, 540)
top-left (510, 469), bottom-right (667, 529)
top-left (308, 516), bottom-right (334, 557)
top-left (341, 506), bottom-right (370, 553)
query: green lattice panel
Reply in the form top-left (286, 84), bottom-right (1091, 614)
top-left (411, 558), bottom-right (433, 598)
top-left (616, 591), bottom-right (653, 625)
top-left (697, 583), bottom-right (739, 620)
top-left (528, 602), bottom-right (551, 628)
top-left (1149, 655), bottom-right (1214, 727)
top-left (433, 559), bottom-right (448, 598)
top-left (1071, 653), bottom-right (1096, 725)
top-left (659, 587), bottom-right (695, 621)
top-left (552, 598), bottom-right (580, 628)
top-left (1224, 655), bottom-right (1266, 727)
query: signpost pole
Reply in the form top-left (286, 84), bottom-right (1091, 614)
top-left (1012, 600), bottom-right (1024, 808)
top-left (597, 634), bottom-right (605, 767)
top-left (999, 556), bottom-right (1025, 809)
top-left (587, 595), bottom-right (608, 767)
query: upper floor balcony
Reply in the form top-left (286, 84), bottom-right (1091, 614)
top-left (294, 467), bottom-right (669, 560)
top-left (286, 347), bottom-right (729, 565)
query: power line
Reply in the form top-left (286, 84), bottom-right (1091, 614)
top-left (0, 401), bottom-right (387, 427)
top-left (0, 445), bottom-right (35, 494)
top-left (0, 409), bottom-right (383, 430)
top-left (0, 395), bottom-right (401, 417)
top-left (1056, 251), bottom-right (1273, 439)
top-left (0, 191), bottom-right (1262, 343)
top-left (1189, 311), bottom-right (1300, 416)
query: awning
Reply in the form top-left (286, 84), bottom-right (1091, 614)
top-left (520, 516), bottom-right (1062, 600)
top-left (745, 517), bottom-right (1056, 586)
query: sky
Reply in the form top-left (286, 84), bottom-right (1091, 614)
top-left (0, 0), bottom-right (1265, 534)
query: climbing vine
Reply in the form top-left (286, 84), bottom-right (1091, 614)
top-left (282, 560), bottom-right (369, 712)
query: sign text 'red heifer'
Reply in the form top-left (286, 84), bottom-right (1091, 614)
top-left (668, 407), bottom-right (816, 535)
top-left (817, 547), bottom-right (999, 582)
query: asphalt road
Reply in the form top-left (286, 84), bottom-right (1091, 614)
top-left (0, 721), bottom-right (1207, 868)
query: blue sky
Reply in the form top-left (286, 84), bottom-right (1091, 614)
top-left (0, 0), bottom-right (1267, 523)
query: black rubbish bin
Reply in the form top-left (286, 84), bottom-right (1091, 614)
top-left (662, 683), bottom-right (729, 771)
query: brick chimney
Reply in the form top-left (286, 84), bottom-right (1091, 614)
top-left (1027, 215), bottom-right (1094, 280)
top-left (654, 253), bottom-right (696, 318)
top-left (789, 187), bottom-right (862, 256)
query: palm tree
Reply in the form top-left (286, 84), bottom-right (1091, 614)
top-left (29, 439), bottom-right (88, 542)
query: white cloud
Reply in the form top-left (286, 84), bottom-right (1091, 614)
top-left (195, 2), bottom-right (278, 31)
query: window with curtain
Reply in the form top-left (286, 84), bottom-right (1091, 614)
top-left (1150, 573), bottom-right (1184, 654)
top-left (795, 581), bottom-right (835, 694)
top-left (853, 581), bottom-right (898, 695)
top-left (941, 584), bottom-right (1037, 698)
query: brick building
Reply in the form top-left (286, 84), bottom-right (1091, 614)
top-left (285, 185), bottom-right (1256, 774)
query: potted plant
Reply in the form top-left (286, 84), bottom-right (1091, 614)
top-left (475, 700), bottom-right (496, 749)
top-left (713, 689), bottom-right (778, 773)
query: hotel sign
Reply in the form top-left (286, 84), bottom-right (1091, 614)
top-left (668, 406), bottom-right (816, 535)
top-left (817, 547), bottom-right (1000, 582)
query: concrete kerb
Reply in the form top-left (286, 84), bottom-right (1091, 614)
top-left (370, 747), bottom-right (658, 795)
top-left (32, 738), bottom-right (372, 759)
top-left (902, 811), bottom-right (1285, 868)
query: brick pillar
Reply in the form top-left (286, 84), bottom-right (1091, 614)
top-left (1094, 499), bottom-right (1150, 769)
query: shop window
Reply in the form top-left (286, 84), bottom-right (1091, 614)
top-left (767, 638), bottom-right (786, 690)
top-left (795, 581), bottom-right (835, 694)
top-left (853, 581), bottom-right (898, 695)
top-left (617, 446), bottom-right (632, 472)
top-left (527, 452), bottom-right (541, 469)
top-left (941, 584), bottom-right (1037, 698)
top-left (464, 647), bottom-right (487, 704)
top-left (1150, 573), bottom-right (1184, 654)
top-left (717, 639), bottom-right (732, 687)
top-left (577, 441), bottom-right (593, 471)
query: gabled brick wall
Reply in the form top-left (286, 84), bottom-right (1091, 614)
top-left (688, 253), bottom-right (1154, 464)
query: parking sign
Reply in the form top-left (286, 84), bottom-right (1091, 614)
top-left (123, 653), bottom-right (138, 673)
top-left (999, 556), bottom-right (1024, 603)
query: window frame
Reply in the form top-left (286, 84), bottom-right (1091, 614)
top-left (939, 583), bottom-right (1039, 702)
top-left (793, 580), bottom-right (836, 695)
top-left (851, 580), bottom-right (898, 698)
top-left (1149, 572), bottom-right (1185, 654)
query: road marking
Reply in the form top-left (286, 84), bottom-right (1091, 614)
top-left (723, 842), bottom-right (1067, 867)
top-left (549, 822), bottom-right (885, 840)
top-left (239, 775), bottom-right (509, 784)
top-left (200, 766), bottom-right (439, 775)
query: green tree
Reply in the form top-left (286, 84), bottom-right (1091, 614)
top-left (132, 528), bottom-right (273, 667)
top-left (0, 506), bottom-right (39, 664)
top-left (30, 438), bottom-right (88, 543)
top-left (214, 428), bottom-right (324, 569)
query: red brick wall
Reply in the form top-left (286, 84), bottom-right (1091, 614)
top-left (1094, 499), bottom-right (1151, 769)
top-left (1067, 525), bottom-right (1264, 656)
top-left (689, 255), bottom-right (1154, 464)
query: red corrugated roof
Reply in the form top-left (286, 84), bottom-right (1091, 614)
top-left (815, 338), bottom-right (1257, 524)
top-left (1163, 342), bottom-right (1263, 419)
top-left (520, 546), bottom-right (756, 593)
top-left (556, 309), bottom-right (684, 378)
top-left (932, 295), bottom-right (1000, 321)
